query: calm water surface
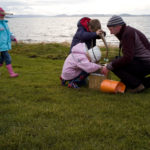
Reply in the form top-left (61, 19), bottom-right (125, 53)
top-left (8, 16), bottom-right (150, 46)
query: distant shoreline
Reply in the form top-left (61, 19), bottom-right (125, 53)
top-left (7, 13), bottom-right (150, 18)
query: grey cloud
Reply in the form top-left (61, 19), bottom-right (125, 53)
top-left (0, 0), bottom-right (92, 15)
top-left (1, 0), bottom-right (90, 7)
top-left (0, 0), bottom-right (27, 5)
top-left (0, 0), bottom-right (29, 11)
top-left (33, 0), bottom-right (90, 5)
top-left (0, 0), bottom-right (32, 13)
top-left (1, 2), bottom-right (26, 6)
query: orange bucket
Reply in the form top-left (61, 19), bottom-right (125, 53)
top-left (100, 79), bottom-right (126, 93)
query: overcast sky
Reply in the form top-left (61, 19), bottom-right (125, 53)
top-left (1, 0), bottom-right (150, 16)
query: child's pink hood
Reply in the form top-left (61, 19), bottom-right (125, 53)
top-left (61, 43), bottom-right (101, 80)
top-left (71, 42), bottom-right (87, 54)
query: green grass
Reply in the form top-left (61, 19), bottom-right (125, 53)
top-left (0, 43), bottom-right (150, 150)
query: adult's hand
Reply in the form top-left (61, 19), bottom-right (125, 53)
top-left (101, 66), bottom-right (109, 75)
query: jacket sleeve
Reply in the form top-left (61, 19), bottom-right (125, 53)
top-left (76, 27), bottom-right (98, 41)
top-left (107, 30), bottom-right (135, 70)
top-left (76, 57), bottom-right (101, 73)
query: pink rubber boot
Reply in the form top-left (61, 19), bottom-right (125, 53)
top-left (0, 64), bottom-right (2, 67)
top-left (6, 64), bottom-right (19, 77)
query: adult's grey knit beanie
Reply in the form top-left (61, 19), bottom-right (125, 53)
top-left (107, 15), bottom-right (125, 27)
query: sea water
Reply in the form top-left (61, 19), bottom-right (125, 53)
top-left (8, 16), bottom-right (150, 46)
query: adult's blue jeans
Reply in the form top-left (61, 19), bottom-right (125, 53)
top-left (0, 51), bottom-right (11, 65)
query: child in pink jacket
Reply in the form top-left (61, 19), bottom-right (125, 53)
top-left (60, 43), bottom-right (102, 88)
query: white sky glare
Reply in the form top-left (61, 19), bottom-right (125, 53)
top-left (1, 0), bottom-right (150, 15)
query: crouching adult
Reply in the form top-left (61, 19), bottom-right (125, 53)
top-left (101, 15), bottom-right (150, 93)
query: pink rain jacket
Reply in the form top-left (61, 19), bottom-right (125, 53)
top-left (61, 43), bottom-right (101, 80)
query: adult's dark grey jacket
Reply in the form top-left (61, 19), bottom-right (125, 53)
top-left (107, 25), bottom-right (150, 70)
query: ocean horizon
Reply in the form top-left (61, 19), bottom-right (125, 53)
top-left (8, 16), bottom-right (150, 46)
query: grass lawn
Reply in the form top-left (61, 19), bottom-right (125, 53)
top-left (0, 43), bottom-right (150, 150)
